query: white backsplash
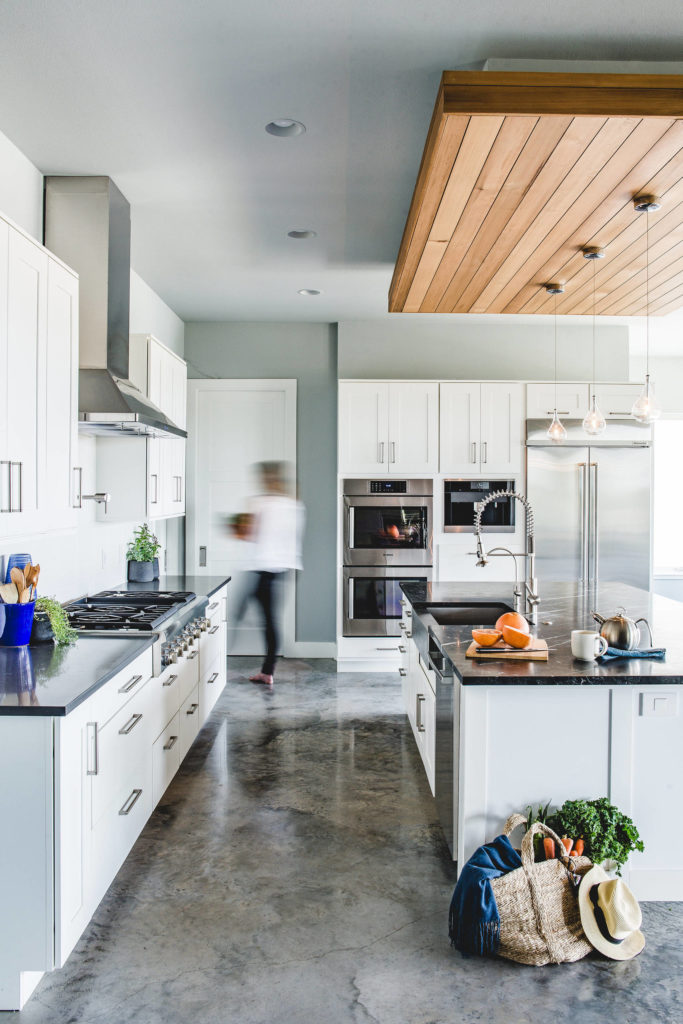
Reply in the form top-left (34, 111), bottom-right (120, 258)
top-left (0, 436), bottom-right (182, 603)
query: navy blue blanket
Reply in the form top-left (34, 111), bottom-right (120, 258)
top-left (448, 834), bottom-right (522, 956)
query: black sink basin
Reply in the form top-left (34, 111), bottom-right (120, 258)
top-left (426, 603), bottom-right (514, 627)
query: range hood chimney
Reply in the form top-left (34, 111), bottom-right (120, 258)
top-left (44, 176), bottom-right (186, 438)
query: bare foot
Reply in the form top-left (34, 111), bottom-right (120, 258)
top-left (249, 672), bottom-right (274, 685)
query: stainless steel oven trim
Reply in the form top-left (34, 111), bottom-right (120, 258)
top-left (342, 565), bottom-right (433, 637)
top-left (343, 494), bottom-right (433, 566)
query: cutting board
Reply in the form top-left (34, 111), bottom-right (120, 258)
top-left (466, 638), bottom-right (548, 661)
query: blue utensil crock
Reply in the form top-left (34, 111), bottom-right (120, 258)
top-left (0, 601), bottom-right (37, 647)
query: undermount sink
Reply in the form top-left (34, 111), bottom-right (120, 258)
top-left (426, 602), bottom-right (514, 627)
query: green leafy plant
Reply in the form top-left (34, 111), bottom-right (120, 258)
top-left (35, 596), bottom-right (77, 646)
top-left (526, 801), bottom-right (552, 859)
top-left (126, 523), bottom-right (161, 563)
top-left (547, 798), bottom-right (644, 874)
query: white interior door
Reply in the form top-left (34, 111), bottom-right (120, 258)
top-left (187, 379), bottom-right (297, 656)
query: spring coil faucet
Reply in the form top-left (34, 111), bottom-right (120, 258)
top-left (474, 490), bottom-right (539, 623)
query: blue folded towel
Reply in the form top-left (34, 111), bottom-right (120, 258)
top-left (599, 646), bottom-right (666, 661)
top-left (448, 834), bottom-right (522, 956)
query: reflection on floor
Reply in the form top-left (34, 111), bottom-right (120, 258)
top-left (9, 657), bottom-right (683, 1023)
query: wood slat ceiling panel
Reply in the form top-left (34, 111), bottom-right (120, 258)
top-left (390, 72), bottom-right (683, 316)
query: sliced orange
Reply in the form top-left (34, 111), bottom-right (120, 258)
top-left (495, 611), bottom-right (530, 634)
top-left (502, 625), bottom-right (532, 649)
top-left (472, 628), bottom-right (502, 647)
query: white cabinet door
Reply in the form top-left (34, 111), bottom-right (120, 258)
top-left (480, 382), bottom-right (523, 476)
top-left (146, 438), bottom-right (163, 519)
top-left (440, 383), bottom-right (480, 474)
top-left (591, 384), bottom-right (642, 420)
top-left (147, 336), bottom-right (165, 411)
top-left (338, 382), bottom-right (389, 474)
top-left (43, 260), bottom-right (78, 519)
top-left (387, 382), bottom-right (438, 474)
top-left (5, 229), bottom-right (48, 519)
top-left (526, 383), bottom-right (589, 420)
top-left (168, 439), bottom-right (186, 515)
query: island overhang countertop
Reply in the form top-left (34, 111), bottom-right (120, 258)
top-left (400, 580), bottom-right (683, 685)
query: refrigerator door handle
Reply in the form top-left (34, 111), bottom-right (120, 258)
top-left (590, 462), bottom-right (599, 584)
top-left (579, 462), bottom-right (588, 584)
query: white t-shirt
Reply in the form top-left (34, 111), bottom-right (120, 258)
top-left (250, 493), bottom-right (305, 572)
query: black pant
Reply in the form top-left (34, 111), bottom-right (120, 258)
top-left (254, 571), bottom-right (281, 675)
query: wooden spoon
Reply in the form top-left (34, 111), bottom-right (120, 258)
top-left (19, 587), bottom-right (32, 604)
top-left (10, 567), bottom-right (26, 597)
top-left (0, 582), bottom-right (18, 604)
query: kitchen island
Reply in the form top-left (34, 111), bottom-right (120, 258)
top-left (400, 580), bottom-right (683, 901)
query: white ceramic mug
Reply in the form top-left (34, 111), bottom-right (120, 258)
top-left (571, 629), bottom-right (608, 661)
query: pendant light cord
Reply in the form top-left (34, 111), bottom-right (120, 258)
top-left (592, 257), bottom-right (596, 386)
top-left (645, 207), bottom-right (650, 379)
top-left (554, 291), bottom-right (558, 409)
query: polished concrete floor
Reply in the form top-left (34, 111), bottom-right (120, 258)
top-left (7, 658), bottom-right (682, 1024)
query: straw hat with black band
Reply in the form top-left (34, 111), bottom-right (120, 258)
top-left (578, 865), bottom-right (645, 960)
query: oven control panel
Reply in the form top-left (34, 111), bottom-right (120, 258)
top-left (370, 480), bottom-right (407, 493)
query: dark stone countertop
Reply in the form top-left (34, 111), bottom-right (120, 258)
top-left (116, 575), bottom-right (231, 599)
top-left (401, 580), bottom-right (683, 685)
top-left (0, 634), bottom-right (155, 716)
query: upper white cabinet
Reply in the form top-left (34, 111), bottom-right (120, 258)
top-left (526, 383), bottom-right (589, 420)
top-left (0, 215), bottom-right (79, 534)
top-left (338, 381), bottom-right (438, 475)
top-left (591, 383), bottom-right (642, 419)
top-left (440, 382), bottom-right (522, 475)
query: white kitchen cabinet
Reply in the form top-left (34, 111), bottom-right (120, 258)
top-left (440, 382), bottom-right (522, 475)
top-left (526, 383), bottom-right (589, 420)
top-left (44, 260), bottom-right (79, 519)
top-left (338, 381), bottom-right (438, 475)
top-left (591, 383), bottom-right (642, 419)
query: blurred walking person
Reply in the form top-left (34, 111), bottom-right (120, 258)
top-left (231, 461), bottom-right (304, 686)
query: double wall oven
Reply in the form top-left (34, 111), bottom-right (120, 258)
top-left (343, 479), bottom-right (433, 636)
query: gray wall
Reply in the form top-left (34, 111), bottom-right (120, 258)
top-left (338, 320), bottom-right (630, 381)
top-left (184, 322), bottom-right (338, 643)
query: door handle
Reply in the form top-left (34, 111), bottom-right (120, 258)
top-left (151, 473), bottom-right (159, 504)
top-left (391, 441), bottom-right (396, 464)
top-left (591, 462), bottom-right (599, 584)
top-left (199, 546), bottom-right (207, 567)
top-left (86, 722), bottom-right (99, 775)
top-left (471, 442), bottom-right (477, 464)
top-left (119, 674), bottom-right (142, 694)
top-left (119, 712), bottom-right (143, 735)
top-left (208, 625), bottom-right (219, 635)
top-left (119, 789), bottom-right (143, 816)
top-left (187, 650), bottom-right (198, 659)
top-left (416, 693), bottom-right (426, 732)
top-left (186, 703), bottom-right (199, 716)
top-left (378, 441), bottom-right (385, 464)
top-left (482, 441), bottom-right (487, 464)
top-left (163, 735), bottom-right (178, 751)
top-left (73, 466), bottom-right (83, 508)
top-left (163, 674), bottom-right (178, 687)
top-left (347, 506), bottom-right (355, 549)
top-left (208, 601), bottom-right (219, 611)
top-left (348, 578), bottom-right (354, 619)
top-left (398, 667), bottom-right (407, 676)
top-left (578, 463), bottom-right (588, 585)
top-left (208, 672), bottom-right (219, 684)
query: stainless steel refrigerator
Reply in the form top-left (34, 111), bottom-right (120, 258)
top-left (526, 421), bottom-right (652, 589)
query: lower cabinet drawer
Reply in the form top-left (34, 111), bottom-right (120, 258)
top-left (90, 754), bottom-right (153, 908)
top-left (91, 680), bottom-right (156, 826)
top-left (152, 712), bottom-right (181, 806)
top-left (200, 657), bottom-right (226, 723)
top-left (178, 684), bottom-right (200, 761)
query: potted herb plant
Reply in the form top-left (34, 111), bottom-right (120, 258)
top-left (547, 797), bottom-right (644, 875)
top-left (31, 597), bottom-right (77, 646)
top-left (126, 524), bottom-right (161, 583)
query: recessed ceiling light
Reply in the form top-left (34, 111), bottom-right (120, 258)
top-left (288, 230), bottom-right (317, 239)
top-left (298, 289), bottom-right (320, 296)
top-left (265, 119), bottom-right (306, 138)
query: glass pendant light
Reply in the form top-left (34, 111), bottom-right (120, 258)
top-left (582, 247), bottom-right (607, 436)
top-left (546, 284), bottom-right (567, 443)
top-left (631, 196), bottom-right (662, 424)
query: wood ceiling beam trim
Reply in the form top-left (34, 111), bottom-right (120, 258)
top-left (438, 116), bottom-right (605, 313)
top-left (419, 116), bottom-right (538, 311)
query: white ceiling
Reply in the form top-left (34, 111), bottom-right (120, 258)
top-left (0, 0), bottom-right (682, 324)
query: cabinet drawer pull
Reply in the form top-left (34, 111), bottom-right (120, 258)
top-left (73, 466), bottom-right (83, 508)
top-left (119, 788), bottom-right (143, 816)
top-left (208, 601), bottom-right (219, 611)
top-left (398, 667), bottom-right (407, 677)
top-left (119, 674), bottom-right (142, 694)
top-left (546, 410), bottom-right (570, 416)
top-left (391, 441), bottom-right (396, 463)
top-left (398, 645), bottom-right (406, 654)
top-left (376, 646), bottom-right (398, 651)
top-left (471, 441), bottom-right (476, 464)
top-left (405, 609), bottom-right (412, 617)
top-left (187, 650), bottom-right (198, 660)
top-left (186, 703), bottom-right (199, 716)
top-left (482, 441), bottom-right (487, 463)
top-left (163, 735), bottom-right (178, 751)
top-left (208, 625), bottom-right (219, 635)
top-left (608, 411), bottom-right (631, 416)
top-left (378, 441), bottom-right (385, 464)
top-left (208, 672), bottom-right (219, 684)
top-left (416, 694), bottom-right (426, 732)
top-left (119, 712), bottom-right (143, 735)
top-left (163, 674), bottom-right (178, 687)
top-left (86, 722), bottom-right (99, 776)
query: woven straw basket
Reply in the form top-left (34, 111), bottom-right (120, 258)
top-left (491, 813), bottom-right (593, 966)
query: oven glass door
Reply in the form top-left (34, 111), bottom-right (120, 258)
top-left (344, 497), bottom-right (432, 565)
top-left (344, 568), bottom-right (430, 636)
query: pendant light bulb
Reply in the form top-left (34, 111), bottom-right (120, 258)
top-left (631, 374), bottom-right (661, 424)
top-left (547, 409), bottom-right (568, 443)
top-left (582, 395), bottom-right (607, 435)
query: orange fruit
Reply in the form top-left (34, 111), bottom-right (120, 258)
top-left (472, 628), bottom-right (502, 647)
top-left (502, 625), bottom-right (532, 649)
top-left (495, 611), bottom-right (530, 634)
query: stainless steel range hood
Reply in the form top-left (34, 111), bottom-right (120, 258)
top-left (44, 176), bottom-right (186, 438)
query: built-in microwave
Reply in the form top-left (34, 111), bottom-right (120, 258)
top-left (443, 479), bottom-right (516, 533)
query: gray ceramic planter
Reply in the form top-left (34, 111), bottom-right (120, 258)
top-left (128, 559), bottom-right (154, 583)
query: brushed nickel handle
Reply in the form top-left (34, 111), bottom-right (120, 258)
top-left (163, 674), bottom-right (178, 687)
top-left (119, 788), bottom-right (143, 816)
top-left (608, 411), bottom-right (631, 416)
top-left (119, 674), bottom-right (142, 694)
top-left (151, 473), bottom-right (159, 504)
top-left (471, 442), bottom-right (477, 464)
top-left (73, 466), bottom-right (83, 508)
top-left (208, 625), bottom-right (219, 635)
top-left (199, 545), bottom-right (207, 567)
top-left (163, 735), bottom-right (178, 751)
top-left (208, 672), bottom-right (219, 684)
top-left (482, 441), bottom-right (488, 464)
top-left (416, 693), bottom-right (426, 732)
top-left (546, 411), bottom-right (570, 416)
top-left (348, 506), bottom-right (355, 548)
top-left (379, 441), bottom-right (385, 463)
top-left (405, 609), bottom-right (412, 617)
top-left (186, 703), bottom-right (199, 716)
top-left (348, 578), bottom-right (354, 619)
top-left (391, 441), bottom-right (396, 463)
top-left (119, 712), bottom-right (143, 735)
top-left (86, 722), bottom-right (99, 775)
top-left (187, 650), bottom-right (198, 659)
top-left (398, 667), bottom-right (407, 676)
top-left (208, 601), bottom-right (219, 611)
top-left (398, 645), bottom-right (406, 653)
top-left (15, 462), bottom-right (23, 512)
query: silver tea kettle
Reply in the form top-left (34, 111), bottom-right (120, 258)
top-left (591, 607), bottom-right (653, 651)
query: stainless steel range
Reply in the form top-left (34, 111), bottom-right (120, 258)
top-left (64, 590), bottom-right (209, 673)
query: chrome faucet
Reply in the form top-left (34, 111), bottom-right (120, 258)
top-left (474, 490), bottom-right (539, 624)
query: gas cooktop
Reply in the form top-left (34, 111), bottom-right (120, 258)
top-left (65, 591), bottom-right (196, 633)
top-left (89, 590), bottom-right (195, 605)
